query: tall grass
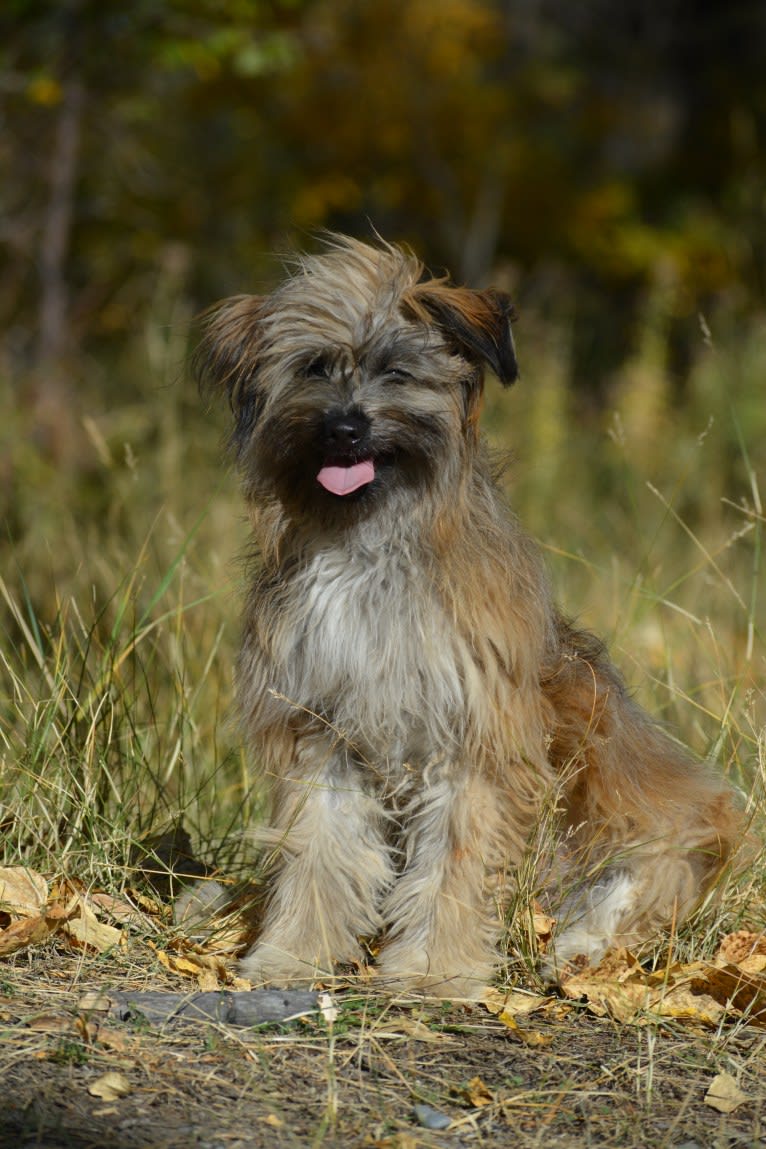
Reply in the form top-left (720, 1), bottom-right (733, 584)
top-left (1, 296), bottom-right (764, 946)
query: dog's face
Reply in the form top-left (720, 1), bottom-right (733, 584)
top-left (195, 237), bottom-right (517, 523)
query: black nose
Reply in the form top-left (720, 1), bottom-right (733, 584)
top-left (322, 410), bottom-right (370, 454)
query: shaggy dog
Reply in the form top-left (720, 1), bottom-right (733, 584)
top-left (188, 235), bottom-right (741, 997)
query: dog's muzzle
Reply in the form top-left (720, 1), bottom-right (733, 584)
top-left (317, 409), bottom-right (376, 496)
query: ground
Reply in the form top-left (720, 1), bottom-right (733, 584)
top-left (1, 948), bottom-right (764, 1149)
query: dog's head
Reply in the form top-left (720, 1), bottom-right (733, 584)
top-left (195, 235), bottom-right (517, 522)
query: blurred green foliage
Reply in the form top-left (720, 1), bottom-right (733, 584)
top-left (2, 0), bottom-right (765, 387)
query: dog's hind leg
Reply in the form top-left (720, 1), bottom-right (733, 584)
top-left (542, 618), bottom-right (743, 978)
top-left (240, 740), bottom-right (394, 986)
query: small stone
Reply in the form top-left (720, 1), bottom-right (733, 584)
top-left (412, 1103), bottom-right (452, 1130)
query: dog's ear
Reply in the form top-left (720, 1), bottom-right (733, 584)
top-left (403, 283), bottom-right (518, 386)
top-left (193, 295), bottom-right (266, 445)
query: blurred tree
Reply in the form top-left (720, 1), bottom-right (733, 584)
top-left (1, 0), bottom-right (764, 407)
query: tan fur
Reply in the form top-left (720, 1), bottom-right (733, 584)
top-left (191, 235), bottom-right (743, 997)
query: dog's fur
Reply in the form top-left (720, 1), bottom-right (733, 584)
top-left (191, 235), bottom-right (742, 997)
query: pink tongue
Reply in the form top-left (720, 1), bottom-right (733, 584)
top-left (317, 460), bottom-right (375, 496)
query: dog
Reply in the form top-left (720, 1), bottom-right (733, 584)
top-left (188, 234), bottom-right (742, 997)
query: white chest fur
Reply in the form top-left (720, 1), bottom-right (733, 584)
top-left (273, 542), bottom-right (467, 760)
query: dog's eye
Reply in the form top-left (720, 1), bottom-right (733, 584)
top-left (382, 367), bottom-right (414, 384)
top-left (303, 353), bottom-right (334, 380)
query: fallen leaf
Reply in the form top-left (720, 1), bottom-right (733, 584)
top-left (484, 986), bottom-right (556, 1042)
top-left (94, 1028), bottom-right (133, 1054)
top-left (704, 1072), bottom-right (749, 1113)
top-left (688, 962), bottom-right (766, 1026)
top-left (63, 895), bottom-right (124, 954)
top-left (196, 968), bottom-right (221, 992)
top-left (559, 952), bottom-right (655, 1023)
top-left (532, 901), bottom-right (556, 948)
top-left (515, 1025), bottom-right (554, 1046)
top-left (25, 1013), bottom-right (74, 1034)
top-left (483, 987), bottom-right (552, 1017)
top-left (75, 1017), bottom-right (100, 1044)
top-left (462, 1075), bottom-right (494, 1107)
top-left (650, 987), bottom-right (726, 1027)
top-left (0, 913), bottom-right (59, 957)
top-left (152, 943), bottom-right (231, 985)
top-left (716, 931), bottom-right (766, 965)
top-left (373, 1016), bottom-right (454, 1043)
top-left (154, 947), bottom-right (201, 977)
top-left (89, 891), bottom-right (158, 932)
top-left (88, 1071), bottom-right (133, 1101)
top-left (494, 1008), bottom-right (520, 1033)
top-left (0, 867), bottom-right (48, 914)
top-left (126, 887), bottom-right (168, 917)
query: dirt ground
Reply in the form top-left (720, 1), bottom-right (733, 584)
top-left (1, 947), bottom-right (765, 1149)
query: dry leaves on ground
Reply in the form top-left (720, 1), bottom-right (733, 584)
top-left (87, 1071), bottom-right (134, 1101)
top-left (554, 932), bottom-right (766, 1028)
top-left (0, 866), bottom-right (141, 958)
top-left (704, 1072), bottom-right (750, 1113)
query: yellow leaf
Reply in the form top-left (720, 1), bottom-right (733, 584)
top-left (196, 968), bottom-right (221, 992)
top-left (0, 913), bottom-right (58, 957)
top-left (89, 891), bottom-right (159, 932)
top-left (464, 1075), bottom-right (494, 1107)
top-left (0, 867), bottom-right (48, 915)
top-left (95, 1029), bottom-right (133, 1054)
top-left (532, 902), bottom-right (555, 946)
top-left (496, 1008), bottom-right (519, 1032)
top-left (63, 896), bottom-right (124, 954)
top-left (705, 1072), bottom-right (749, 1113)
top-left (372, 1016), bottom-right (454, 1043)
top-left (484, 988), bottom-right (552, 1017)
top-left (514, 1026), bottom-right (554, 1047)
top-left (691, 962), bottom-right (766, 1026)
top-left (153, 943), bottom-right (231, 984)
top-left (88, 1071), bottom-right (133, 1101)
top-left (650, 987), bottom-right (725, 1027)
top-left (25, 1013), bottom-right (74, 1034)
top-left (560, 968), bottom-right (652, 1023)
top-left (154, 948), bottom-right (201, 977)
top-left (716, 930), bottom-right (766, 966)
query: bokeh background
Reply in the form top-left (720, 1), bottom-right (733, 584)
top-left (1, 0), bottom-right (764, 871)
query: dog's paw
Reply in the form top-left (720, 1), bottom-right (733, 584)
top-left (378, 970), bottom-right (490, 1000)
top-left (239, 940), bottom-right (339, 988)
top-left (542, 872), bottom-right (638, 982)
top-left (376, 944), bottom-right (493, 1000)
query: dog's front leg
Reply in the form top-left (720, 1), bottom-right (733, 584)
top-left (377, 767), bottom-right (510, 998)
top-left (240, 743), bottom-right (393, 986)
